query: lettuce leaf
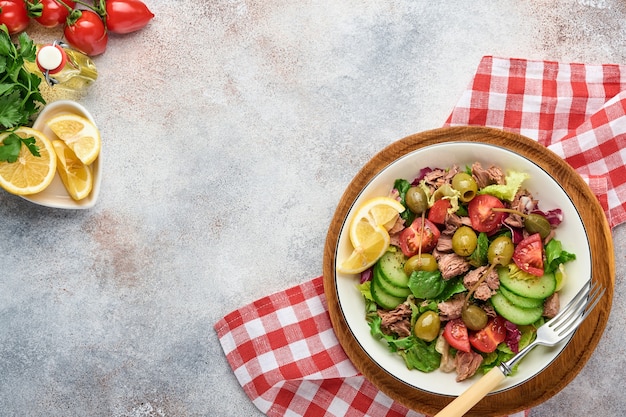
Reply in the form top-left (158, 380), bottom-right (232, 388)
top-left (478, 170), bottom-right (530, 201)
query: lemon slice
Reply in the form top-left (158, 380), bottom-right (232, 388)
top-left (349, 196), bottom-right (405, 247)
top-left (52, 140), bottom-right (93, 200)
top-left (0, 127), bottom-right (57, 195)
top-left (46, 113), bottom-right (101, 165)
top-left (337, 196), bottom-right (404, 274)
top-left (337, 225), bottom-right (391, 274)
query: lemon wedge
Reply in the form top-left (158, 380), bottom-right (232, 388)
top-left (46, 113), bottom-right (101, 165)
top-left (349, 196), bottom-right (405, 247)
top-left (338, 196), bottom-right (404, 274)
top-left (0, 127), bottom-right (57, 195)
top-left (337, 225), bottom-right (391, 274)
top-left (52, 140), bottom-right (93, 200)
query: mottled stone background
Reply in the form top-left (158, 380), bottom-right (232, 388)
top-left (1, 1), bottom-right (625, 416)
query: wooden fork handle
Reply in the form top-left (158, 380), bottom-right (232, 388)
top-left (434, 366), bottom-right (506, 417)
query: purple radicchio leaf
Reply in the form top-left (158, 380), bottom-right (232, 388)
top-left (504, 320), bottom-right (522, 353)
top-left (360, 267), bottom-right (373, 284)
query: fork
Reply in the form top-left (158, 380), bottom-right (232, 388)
top-left (434, 280), bottom-right (605, 417)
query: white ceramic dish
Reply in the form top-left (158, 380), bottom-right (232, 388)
top-left (334, 141), bottom-right (592, 397)
top-left (22, 100), bottom-right (101, 209)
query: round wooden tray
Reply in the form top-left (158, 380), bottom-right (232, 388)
top-left (323, 126), bottom-right (614, 416)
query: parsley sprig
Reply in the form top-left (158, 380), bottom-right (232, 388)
top-left (0, 24), bottom-right (45, 162)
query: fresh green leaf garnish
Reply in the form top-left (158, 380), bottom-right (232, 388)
top-left (0, 25), bottom-right (45, 149)
top-left (479, 170), bottom-right (530, 201)
top-left (0, 133), bottom-right (22, 162)
top-left (0, 132), bottom-right (40, 162)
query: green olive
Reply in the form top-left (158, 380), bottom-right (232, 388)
top-left (451, 226), bottom-right (478, 256)
top-left (524, 213), bottom-right (551, 239)
top-left (414, 310), bottom-right (441, 342)
top-left (462, 304), bottom-right (488, 331)
top-left (404, 253), bottom-right (438, 275)
top-left (451, 172), bottom-right (478, 203)
top-left (487, 235), bottom-right (514, 265)
top-left (405, 186), bottom-right (428, 214)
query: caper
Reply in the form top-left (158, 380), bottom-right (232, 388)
top-left (451, 226), bottom-right (478, 257)
top-left (404, 253), bottom-right (438, 275)
top-left (405, 186), bottom-right (428, 214)
top-left (461, 304), bottom-right (488, 331)
top-left (524, 213), bottom-right (551, 239)
top-left (414, 310), bottom-right (441, 342)
top-left (487, 235), bottom-right (514, 265)
top-left (451, 172), bottom-right (478, 203)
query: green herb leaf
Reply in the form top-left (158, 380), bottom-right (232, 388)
top-left (0, 133), bottom-right (23, 162)
top-left (0, 132), bottom-right (40, 162)
top-left (0, 25), bottom-right (45, 160)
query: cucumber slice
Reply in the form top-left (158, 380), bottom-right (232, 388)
top-left (498, 267), bottom-right (556, 299)
top-left (377, 251), bottom-right (410, 287)
top-left (499, 285), bottom-right (544, 309)
top-left (374, 266), bottom-right (412, 298)
top-left (371, 273), bottom-right (405, 310)
top-left (491, 293), bottom-right (544, 325)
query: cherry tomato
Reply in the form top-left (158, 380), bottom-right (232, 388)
top-left (427, 199), bottom-right (451, 225)
top-left (0, 0), bottom-right (30, 34)
top-left (64, 9), bottom-right (108, 56)
top-left (33, 0), bottom-right (76, 28)
top-left (469, 316), bottom-right (507, 353)
top-left (512, 233), bottom-right (544, 276)
top-left (106, 0), bottom-right (154, 34)
top-left (468, 194), bottom-right (505, 233)
top-left (398, 217), bottom-right (440, 257)
top-left (443, 319), bottom-right (471, 352)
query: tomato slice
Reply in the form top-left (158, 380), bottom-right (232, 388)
top-left (469, 316), bottom-right (507, 353)
top-left (427, 199), bottom-right (451, 225)
top-left (468, 194), bottom-right (505, 233)
top-left (398, 217), bottom-right (440, 257)
top-left (513, 233), bottom-right (544, 276)
top-left (443, 319), bottom-right (471, 352)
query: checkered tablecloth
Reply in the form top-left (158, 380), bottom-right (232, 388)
top-left (214, 56), bottom-right (626, 417)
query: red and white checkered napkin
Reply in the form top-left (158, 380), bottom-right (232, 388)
top-left (214, 56), bottom-right (626, 417)
top-left (445, 56), bottom-right (626, 228)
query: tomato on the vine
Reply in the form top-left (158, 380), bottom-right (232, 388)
top-left (64, 9), bottom-right (108, 56)
top-left (32, 0), bottom-right (76, 28)
top-left (469, 316), bottom-right (507, 353)
top-left (398, 217), bottom-right (440, 257)
top-left (0, 0), bottom-right (30, 34)
top-left (468, 194), bottom-right (505, 233)
top-left (105, 0), bottom-right (154, 34)
top-left (512, 233), bottom-right (544, 276)
top-left (443, 319), bottom-right (471, 352)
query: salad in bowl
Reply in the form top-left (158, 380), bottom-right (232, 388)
top-left (326, 133), bottom-right (599, 406)
top-left (339, 160), bottom-right (576, 383)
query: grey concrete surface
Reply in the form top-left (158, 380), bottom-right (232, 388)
top-left (1, 1), bottom-right (625, 416)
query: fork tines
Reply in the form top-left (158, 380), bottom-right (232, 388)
top-left (549, 280), bottom-right (605, 337)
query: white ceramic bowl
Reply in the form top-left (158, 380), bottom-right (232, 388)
top-left (22, 100), bottom-right (101, 209)
top-left (334, 141), bottom-right (592, 397)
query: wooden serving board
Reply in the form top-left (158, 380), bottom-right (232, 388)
top-left (323, 126), bottom-right (615, 417)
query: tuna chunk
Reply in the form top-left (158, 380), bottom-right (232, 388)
top-left (438, 294), bottom-right (465, 321)
top-left (463, 266), bottom-right (499, 301)
top-left (377, 303), bottom-right (412, 338)
top-left (543, 292), bottom-right (560, 319)
top-left (437, 253), bottom-right (471, 280)
top-left (455, 350), bottom-right (483, 382)
top-left (471, 162), bottom-right (505, 189)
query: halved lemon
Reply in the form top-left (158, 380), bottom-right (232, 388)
top-left (53, 140), bottom-right (93, 201)
top-left (46, 113), bottom-right (101, 165)
top-left (0, 127), bottom-right (57, 195)
top-left (349, 196), bottom-right (405, 248)
top-left (337, 225), bottom-right (390, 274)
